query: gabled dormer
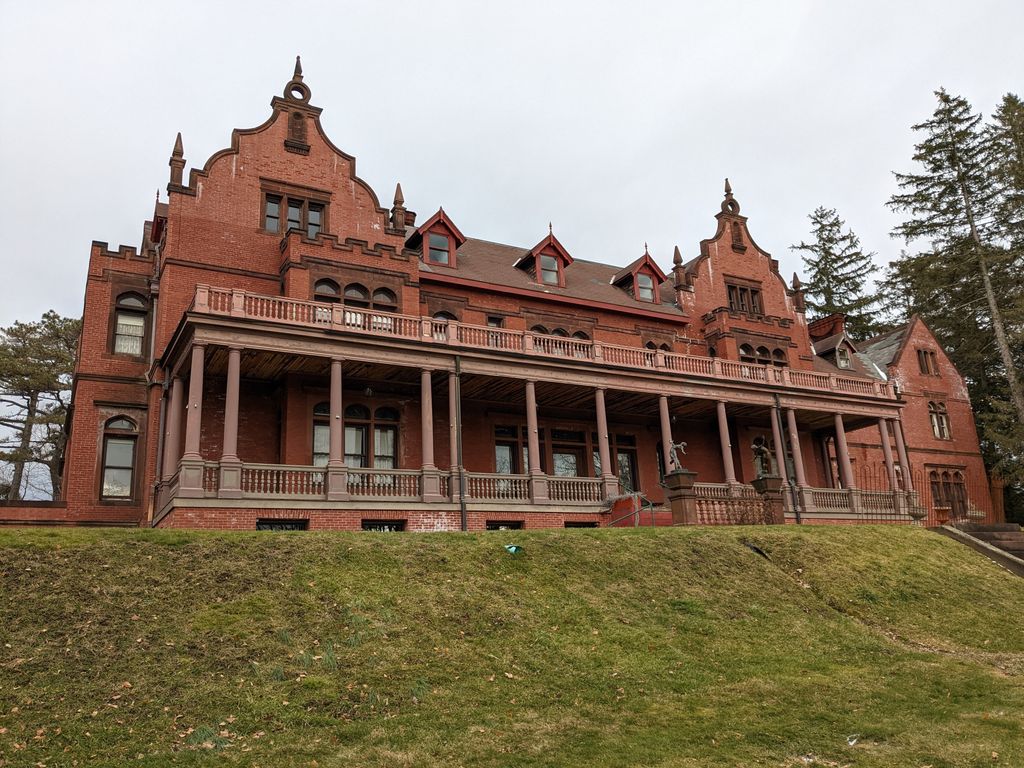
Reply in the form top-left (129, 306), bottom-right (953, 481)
top-left (409, 207), bottom-right (466, 268)
top-left (609, 245), bottom-right (668, 304)
top-left (514, 226), bottom-right (574, 287)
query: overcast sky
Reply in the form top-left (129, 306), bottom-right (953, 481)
top-left (1, 1), bottom-right (1021, 327)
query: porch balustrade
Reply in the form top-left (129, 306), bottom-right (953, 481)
top-left (811, 488), bottom-right (851, 514)
top-left (465, 473), bottom-right (530, 502)
top-left (192, 286), bottom-right (895, 399)
top-left (547, 476), bottom-right (605, 503)
top-left (346, 468), bottom-right (422, 499)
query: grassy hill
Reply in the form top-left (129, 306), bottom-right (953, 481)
top-left (1, 526), bottom-right (1022, 767)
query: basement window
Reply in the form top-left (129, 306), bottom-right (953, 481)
top-left (486, 521), bottom-right (524, 530)
top-left (362, 519), bottom-right (406, 532)
top-left (256, 519), bottom-right (309, 531)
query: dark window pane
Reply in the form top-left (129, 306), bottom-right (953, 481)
top-left (362, 520), bottom-right (406, 532)
top-left (428, 233), bottom-right (450, 264)
top-left (307, 205), bottom-right (323, 237)
top-left (107, 417), bottom-right (136, 431)
top-left (486, 521), bottom-right (523, 530)
top-left (345, 404), bottom-right (371, 420)
top-left (287, 201), bottom-right (302, 230)
top-left (637, 273), bottom-right (655, 301)
top-left (265, 197), bottom-right (280, 231)
top-left (540, 254), bottom-right (559, 284)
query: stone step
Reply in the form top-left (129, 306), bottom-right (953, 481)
top-left (994, 542), bottom-right (1024, 554)
top-left (956, 523), bottom-right (1022, 533)
top-left (972, 531), bottom-right (1024, 543)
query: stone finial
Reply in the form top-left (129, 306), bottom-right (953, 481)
top-left (169, 132), bottom-right (185, 187)
top-left (673, 245), bottom-right (683, 265)
top-left (294, 55), bottom-right (303, 80)
top-left (643, 242), bottom-right (650, 256)
top-left (283, 55), bottom-right (311, 102)
top-left (549, 222), bottom-right (553, 235)
top-left (720, 177), bottom-right (740, 214)
top-left (390, 182), bottom-right (407, 231)
top-left (792, 272), bottom-right (802, 290)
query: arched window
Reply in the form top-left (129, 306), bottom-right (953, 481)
top-left (708, 346), bottom-right (717, 358)
top-left (739, 344), bottom-right (756, 363)
top-left (314, 279), bottom-right (340, 303)
top-left (659, 343), bottom-right (671, 352)
top-left (645, 341), bottom-right (657, 350)
top-left (928, 401), bottom-right (951, 439)
top-left (772, 348), bottom-right (788, 367)
top-left (101, 417), bottom-right (137, 499)
top-left (372, 288), bottom-right (398, 312)
top-left (343, 404), bottom-right (398, 469)
top-left (433, 311), bottom-right (457, 322)
top-left (344, 284), bottom-right (370, 308)
top-left (572, 331), bottom-right (590, 340)
top-left (113, 293), bottom-right (147, 356)
top-left (530, 325), bottom-right (549, 335)
top-left (551, 328), bottom-right (569, 337)
top-left (755, 346), bottom-right (771, 365)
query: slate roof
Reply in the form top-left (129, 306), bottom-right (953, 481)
top-left (811, 332), bottom-right (845, 355)
top-left (860, 324), bottom-right (909, 369)
top-left (419, 237), bottom-right (682, 316)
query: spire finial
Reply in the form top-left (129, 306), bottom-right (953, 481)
top-left (673, 245), bottom-right (682, 265)
top-left (394, 182), bottom-right (404, 206)
top-left (549, 222), bottom-right (553, 235)
top-left (172, 131), bottom-right (183, 158)
top-left (644, 241), bottom-right (649, 255)
top-left (294, 55), bottom-right (303, 80)
top-left (792, 272), bottom-right (802, 290)
top-left (724, 177), bottom-right (732, 196)
top-left (720, 177), bottom-right (740, 214)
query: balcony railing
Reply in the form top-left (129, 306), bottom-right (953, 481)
top-left (192, 286), bottom-right (895, 399)
top-left (465, 472), bottom-right (530, 502)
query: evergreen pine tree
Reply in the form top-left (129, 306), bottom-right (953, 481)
top-left (789, 206), bottom-right (880, 340)
top-left (887, 89), bottom-right (1024, 480)
top-left (0, 311), bottom-right (80, 499)
top-left (988, 93), bottom-right (1024, 248)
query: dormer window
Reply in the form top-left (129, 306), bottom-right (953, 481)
top-left (836, 347), bottom-right (851, 369)
top-left (539, 254), bottom-right (560, 285)
top-left (428, 233), bottom-right (451, 265)
top-left (636, 272), bottom-right (655, 302)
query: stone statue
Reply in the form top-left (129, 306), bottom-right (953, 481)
top-left (669, 441), bottom-right (688, 472)
top-left (751, 439), bottom-right (772, 478)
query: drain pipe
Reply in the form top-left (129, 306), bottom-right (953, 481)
top-left (455, 356), bottom-right (467, 531)
top-left (774, 393), bottom-right (801, 524)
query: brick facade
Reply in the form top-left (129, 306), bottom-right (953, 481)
top-left (23, 62), bottom-right (992, 531)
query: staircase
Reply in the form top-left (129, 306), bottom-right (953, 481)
top-left (937, 522), bottom-right (1024, 578)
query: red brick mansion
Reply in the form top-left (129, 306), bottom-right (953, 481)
top-left (21, 62), bottom-right (998, 530)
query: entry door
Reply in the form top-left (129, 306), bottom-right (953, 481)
top-left (616, 449), bottom-right (638, 493)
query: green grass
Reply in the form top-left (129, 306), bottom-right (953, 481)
top-left (1, 526), bottom-right (1022, 767)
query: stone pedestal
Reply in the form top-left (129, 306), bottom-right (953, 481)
top-left (177, 458), bottom-right (207, 499)
top-left (218, 460), bottom-right (242, 499)
top-left (665, 469), bottom-right (698, 525)
top-left (422, 468), bottom-right (445, 502)
top-left (326, 465), bottom-right (350, 501)
top-left (528, 473), bottom-right (549, 504)
top-left (752, 474), bottom-right (785, 525)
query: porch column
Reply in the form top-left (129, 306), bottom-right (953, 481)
top-left (769, 405), bottom-right (788, 484)
top-left (716, 401), bottom-right (737, 485)
top-left (218, 346), bottom-right (243, 498)
top-left (659, 395), bottom-right (674, 473)
top-left (878, 418), bottom-right (897, 491)
top-left (162, 376), bottom-right (184, 480)
top-left (326, 358), bottom-right (349, 501)
top-left (833, 413), bottom-right (856, 489)
top-left (525, 380), bottom-right (548, 502)
top-left (595, 387), bottom-right (617, 498)
top-left (179, 343), bottom-right (207, 497)
top-left (421, 369), bottom-right (443, 502)
top-left (892, 417), bottom-right (914, 492)
top-left (785, 409), bottom-right (808, 487)
top-left (182, 344), bottom-right (206, 460)
top-left (448, 372), bottom-right (458, 470)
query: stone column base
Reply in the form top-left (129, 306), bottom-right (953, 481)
top-left (218, 460), bottom-right (242, 499)
top-left (326, 466), bottom-right (350, 501)
top-left (178, 458), bottom-right (207, 498)
top-left (529, 474), bottom-right (549, 504)
top-left (665, 469), bottom-right (698, 525)
top-left (422, 468), bottom-right (445, 502)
